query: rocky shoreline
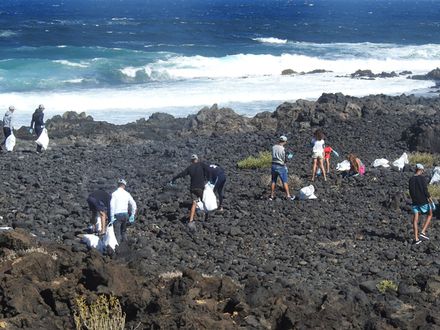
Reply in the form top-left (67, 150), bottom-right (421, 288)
top-left (1, 93), bottom-right (440, 329)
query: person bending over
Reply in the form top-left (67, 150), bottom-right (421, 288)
top-left (87, 189), bottom-right (111, 235)
top-left (171, 154), bottom-right (210, 224)
top-left (30, 104), bottom-right (45, 153)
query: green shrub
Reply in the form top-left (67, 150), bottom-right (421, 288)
top-left (237, 151), bottom-right (272, 169)
top-left (429, 184), bottom-right (440, 200)
top-left (409, 152), bottom-right (439, 167)
top-left (74, 295), bottom-right (125, 330)
top-left (376, 280), bottom-right (398, 294)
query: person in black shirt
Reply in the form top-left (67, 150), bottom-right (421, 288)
top-left (171, 154), bottom-right (210, 225)
top-left (409, 163), bottom-right (433, 245)
top-left (30, 104), bottom-right (45, 153)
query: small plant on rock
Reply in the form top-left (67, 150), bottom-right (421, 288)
top-left (428, 184), bottom-right (440, 200)
top-left (237, 151), bottom-right (272, 169)
top-left (74, 295), bottom-right (125, 330)
top-left (409, 152), bottom-right (439, 167)
top-left (376, 280), bottom-right (398, 294)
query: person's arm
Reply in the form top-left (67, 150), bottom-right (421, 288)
top-left (172, 167), bottom-right (189, 182)
top-left (110, 195), bottom-right (115, 222)
top-left (128, 194), bottom-right (137, 215)
top-left (423, 177), bottom-right (431, 202)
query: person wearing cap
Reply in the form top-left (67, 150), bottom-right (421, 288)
top-left (409, 163), bottom-right (433, 245)
top-left (311, 129), bottom-right (327, 181)
top-left (87, 189), bottom-right (111, 235)
top-left (110, 179), bottom-right (137, 245)
top-left (171, 154), bottom-right (210, 224)
top-left (1, 106), bottom-right (15, 151)
top-left (30, 104), bottom-right (45, 153)
top-left (270, 135), bottom-right (295, 201)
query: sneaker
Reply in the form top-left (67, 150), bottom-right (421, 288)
top-left (420, 233), bottom-right (430, 240)
top-left (268, 196), bottom-right (274, 201)
top-left (413, 239), bottom-right (422, 245)
top-left (288, 196), bottom-right (296, 201)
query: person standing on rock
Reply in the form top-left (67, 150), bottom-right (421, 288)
top-left (311, 129), bottom-right (327, 182)
top-left (269, 135), bottom-right (295, 201)
top-left (171, 154), bottom-right (210, 227)
top-left (1, 106), bottom-right (15, 151)
top-left (208, 163), bottom-right (226, 211)
top-left (110, 179), bottom-right (137, 245)
top-left (87, 189), bottom-right (111, 235)
top-left (30, 104), bottom-right (45, 153)
top-left (409, 163), bottom-right (433, 245)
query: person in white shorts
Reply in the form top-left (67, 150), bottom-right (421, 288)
top-left (311, 129), bottom-right (327, 182)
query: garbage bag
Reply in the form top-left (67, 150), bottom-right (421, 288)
top-left (35, 128), bottom-right (49, 150)
top-left (372, 158), bottom-right (390, 168)
top-left (299, 185), bottom-right (317, 200)
top-left (392, 152), bottom-right (409, 171)
top-left (82, 234), bottom-right (103, 252)
top-left (5, 133), bottom-right (15, 151)
top-left (103, 224), bottom-right (118, 251)
top-left (430, 167), bottom-right (440, 184)
top-left (197, 182), bottom-right (218, 212)
top-left (336, 160), bottom-right (351, 172)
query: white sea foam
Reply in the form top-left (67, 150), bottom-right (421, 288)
top-left (253, 37), bottom-right (288, 44)
top-left (0, 30), bottom-right (17, 38)
top-left (53, 60), bottom-right (89, 68)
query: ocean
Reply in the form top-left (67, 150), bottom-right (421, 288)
top-left (1, 0), bottom-right (440, 127)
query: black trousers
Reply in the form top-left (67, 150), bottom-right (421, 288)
top-left (214, 175), bottom-right (226, 207)
top-left (2, 127), bottom-right (11, 146)
top-left (113, 213), bottom-right (129, 244)
top-left (35, 126), bottom-right (43, 152)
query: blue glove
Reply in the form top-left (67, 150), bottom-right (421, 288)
top-left (287, 153), bottom-right (293, 160)
top-left (29, 128), bottom-right (33, 134)
top-left (332, 150), bottom-right (340, 157)
top-left (169, 180), bottom-right (175, 186)
top-left (129, 215), bottom-right (135, 223)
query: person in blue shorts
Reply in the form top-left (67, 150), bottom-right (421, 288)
top-left (269, 135), bottom-right (295, 201)
top-left (409, 163), bottom-right (433, 245)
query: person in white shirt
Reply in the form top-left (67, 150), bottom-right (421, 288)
top-left (110, 179), bottom-right (137, 244)
top-left (311, 129), bottom-right (327, 182)
top-left (1, 106), bottom-right (15, 151)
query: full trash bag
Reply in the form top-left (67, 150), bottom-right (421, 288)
top-left (336, 160), bottom-right (351, 172)
top-left (299, 185), bottom-right (317, 200)
top-left (430, 167), bottom-right (440, 185)
top-left (5, 133), bottom-right (15, 151)
top-left (197, 182), bottom-right (218, 212)
top-left (35, 128), bottom-right (49, 150)
top-left (103, 224), bottom-right (118, 251)
top-left (392, 152), bottom-right (409, 171)
top-left (372, 158), bottom-right (390, 168)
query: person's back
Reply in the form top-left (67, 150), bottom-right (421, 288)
top-left (3, 110), bottom-right (13, 129)
top-left (182, 162), bottom-right (209, 190)
top-left (272, 144), bottom-right (285, 165)
top-left (409, 174), bottom-right (429, 205)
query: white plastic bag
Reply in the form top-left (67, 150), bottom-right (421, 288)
top-left (82, 234), bottom-right (103, 252)
top-left (103, 224), bottom-right (118, 251)
top-left (197, 183), bottom-right (218, 212)
top-left (372, 158), bottom-right (390, 168)
top-left (5, 133), bottom-right (15, 151)
top-left (392, 152), bottom-right (408, 171)
top-left (430, 167), bottom-right (440, 185)
top-left (299, 185), bottom-right (317, 200)
top-left (336, 160), bottom-right (351, 172)
top-left (35, 128), bottom-right (49, 150)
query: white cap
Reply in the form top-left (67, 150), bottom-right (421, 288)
top-left (279, 135), bottom-right (287, 142)
top-left (416, 163), bottom-right (424, 170)
top-left (118, 178), bottom-right (127, 186)
top-left (8, 106), bottom-right (15, 111)
top-left (191, 154), bottom-right (198, 160)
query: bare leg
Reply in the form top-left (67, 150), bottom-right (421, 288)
top-left (99, 211), bottom-right (107, 235)
top-left (189, 201), bottom-right (197, 222)
top-left (421, 209), bottom-right (433, 235)
top-left (319, 158), bottom-right (327, 181)
top-left (283, 182), bottom-right (291, 198)
top-left (311, 158), bottom-right (318, 181)
top-left (270, 182), bottom-right (276, 198)
top-left (325, 159), bottom-right (330, 174)
top-left (413, 212), bottom-right (419, 241)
